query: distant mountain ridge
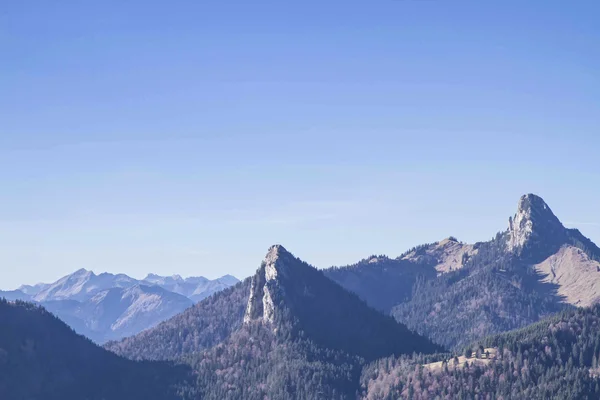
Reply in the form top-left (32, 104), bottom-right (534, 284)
top-left (1, 269), bottom-right (239, 343)
top-left (14, 270), bottom-right (239, 304)
top-left (42, 284), bottom-right (193, 343)
top-left (31, 269), bottom-right (138, 302)
top-left (144, 273), bottom-right (239, 302)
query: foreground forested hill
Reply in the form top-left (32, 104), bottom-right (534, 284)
top-left (362, 306), bottom-right (600, 399)
top-left (0, 299), bottom-right (191, 400)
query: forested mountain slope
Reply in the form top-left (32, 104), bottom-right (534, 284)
top-left (362, 306), bottom-right (600, 399)
top-left (391, 231), bottom-right (570, 349)
top-left (109, 245), bottom-right (441, 399)
top-left (243, 245), bottom-right (441, 359)
top-left (105, 278), bottom-right (252, 360)
top-left (110, 246), bottom-right (440, 361)
top-left (324, 238), bottom-right (475, 314)
top-left (186, 321), bottom-right (366, 399)
top-left (0, 299), bottom-right (191, 400)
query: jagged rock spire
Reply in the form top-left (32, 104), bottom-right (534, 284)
top-left (507, 194), bottom-right (565, 254)
top-left (244, 245), bottom-right (290, 324)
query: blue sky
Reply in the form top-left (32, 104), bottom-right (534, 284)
top-left (1, 0), bottom-right (599, 289)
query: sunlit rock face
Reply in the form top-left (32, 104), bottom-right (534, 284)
top-left (507, 194), bottom-right (566, 256)
top-left (244, 245), bottom-right (288, 324)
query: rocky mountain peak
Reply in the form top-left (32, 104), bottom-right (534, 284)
top-left (244, 245), bottom-right (292, 325)
top-left (215, 274), bottom-right (240, 285)
top-left (507, 194), bottom-right (566, 254)
top-left (264, 244), bottom-right (291, 280)
top-left (243, 244), bottom-right (444, 359)
top-left (265, 244), bottom-right (289, 263)
top-left (143, 273), bottom-right (183, 283)
top-left (144, 273), bottom-right (161, 281)
top-left (515, 194), bottom-right (556, 219)
top-left (72, 268), bottom-right (94, 277)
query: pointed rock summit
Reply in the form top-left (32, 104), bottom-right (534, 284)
top-left (73, 268), bottom-right (93, 275)
top-left (244, 244), bottom-right (290, 324)
top-left (242, 244), bottom-right (442, 358)
top-left (507, 194), bottom-right (566, 255)
top-left (263, 244), bottom-right (287, 280)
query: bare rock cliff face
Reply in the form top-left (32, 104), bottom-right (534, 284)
top-left (505, 194), bottom-right (600, 307)
top-left (244, 245), bottom-right (288, 324)
top-left (507, 194), bottom-right (566, 256)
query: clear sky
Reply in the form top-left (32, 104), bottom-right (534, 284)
top-left (1, 0), bottom-right (599, 289)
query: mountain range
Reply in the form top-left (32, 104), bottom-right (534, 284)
top-left (326, 193), bottom-right (600, 348)
top-left (4, 193), bottom-right (600, 399)
top-left (107, 245), bottom-right (441, 399)
top-left (0, 270), bottom-right (239, 343)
